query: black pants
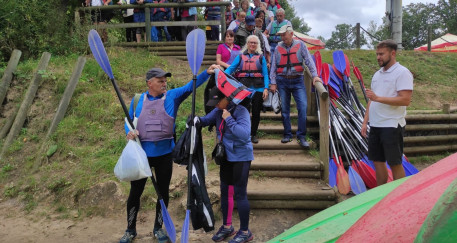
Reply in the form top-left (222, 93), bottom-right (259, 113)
top-left (124, 15), bottom-right (136, 42)
top-left (241, 91), bottom-right (263, 137)
top-left (126, 153), bottom-right (173, 231)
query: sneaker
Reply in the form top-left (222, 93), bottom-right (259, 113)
top-left (119, 230), bottom-right (137, 243)
top-left (281, 137), bottom-right (292, 143)
top-left (298, 137), bottom-right (310, 149)
top-left (251, 136), bottom-right (259, 144)
top-left (228, 229), bottom-right (253, 243)
top-left (212, 225), bottom-right (236, 242)
top-left (154, 228), bottom-right (171, 243)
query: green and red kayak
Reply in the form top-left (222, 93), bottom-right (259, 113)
top-left (414, 177), bottom-right (457, 243)
top-left (338, 153), bottom-right (457, 243)
top-left (267, 177), bottom-right (409, 243)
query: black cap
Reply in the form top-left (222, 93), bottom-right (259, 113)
top-left (206, 88), bottom-right (226, 107)
top-left (146, 68), bottom-right (172, 81)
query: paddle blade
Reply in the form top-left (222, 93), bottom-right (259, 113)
top-left (186, 29), bottom-right (206, 75)
top-left (355, 160), bottom-right (377, 189)
top-left (329, 158), bottom-right (338, 187)
top-left (160, 200), bottom-right (176, 243)
top-left (348, 166), bottom-right (367, 195)
top-left (314, 51), bottom-right (322, 77)
top-left (336, 163), bottom-right (351, 195)
top-left (332, 63), bottom-right (344, 81)
top-left (353, 66), bottom-right (364, 85)
top-left (180, 210), bottom-right (190, 243)
top-left (343, 54), bottom-right (351, 77)
top-left (332, 50), bottom-right (346, 76)
top-left (322, 63), bottom-right (330, 85)
top-left (88, 29), bottom-right (114, 79)
top-left (402, 158), bottom-right (419, 176)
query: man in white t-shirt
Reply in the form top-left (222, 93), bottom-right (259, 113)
top-left (361, 39), bottom-right (413, 186)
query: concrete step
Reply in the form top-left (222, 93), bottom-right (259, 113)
top-left (260, 113), bottom-right (318, 122)
top-left (246, 177), bottom-right (336, 209)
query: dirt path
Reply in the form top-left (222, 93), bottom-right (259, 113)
top-left (0, 162), bottom-right (319, 243)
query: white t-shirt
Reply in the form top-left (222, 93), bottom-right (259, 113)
top-left (369, 62), bottom-right (413, 128)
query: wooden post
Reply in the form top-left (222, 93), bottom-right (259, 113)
top-left (33, 57), bottom-right (86, 170)
top-left (304, 67), bottom-right (314, 116)
top-left (0, 52), bottom-right (51, 160)
top-left (315, 82), bottom-right (329, 183)
top-left (46, 57), bottom-right (86, 139)
top-left (443, 103), bottom-right (451, 114)
top-left (220, 5), bottom-right (227, 37)
top-left (0, 49), bottom-right (22, 106)
top-left (0, 105), bottom-right (19, 139)
top-left (145, 8), bottom-right (151, 42)
top-left (427, 25), bottom-right (432, 52)
top-left (356, 23), bottom-right (361, 49)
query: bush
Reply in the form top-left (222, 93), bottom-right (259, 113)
top-left (0, 0), bottom-right (86, 62)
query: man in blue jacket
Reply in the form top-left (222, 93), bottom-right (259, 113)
top-left (120, 64), bottom-right (220, 243)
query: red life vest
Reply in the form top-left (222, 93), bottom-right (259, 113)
top-left (237, 53), bottom-right (263, 78)
top-left (236, 53), bottom-right (264, 88)
top-left (276, 41), bottom-right (304, 74)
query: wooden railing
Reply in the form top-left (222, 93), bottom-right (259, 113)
top-left (314, 82), bottom-right (330, 183)
top-left (75, 2), bottom-right (231, 42)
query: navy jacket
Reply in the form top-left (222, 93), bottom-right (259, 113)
top-left (200, 104), bottom-right (254, 162)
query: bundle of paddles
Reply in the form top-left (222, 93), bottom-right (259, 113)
top-left (312, 50), bottom-right (419, 195)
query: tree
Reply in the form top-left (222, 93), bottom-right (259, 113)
top-left (325, 24), bottom-right (367, 50)
top-left (278, 0), bottom-right (311, 34)
top-left (435, 0), bottom-right (457, 34)
top-left (401, 2), bottom-right (442, 50)
top-left (366, 20), bottom-right (390, 49)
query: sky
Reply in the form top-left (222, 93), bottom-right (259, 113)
top-left (289, 0), bottom-right (439, 39)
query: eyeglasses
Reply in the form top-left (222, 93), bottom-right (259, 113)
top-left (248, 42), bottom-right (258, 45)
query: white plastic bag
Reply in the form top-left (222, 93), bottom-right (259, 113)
top-left (263, 90), bottom-right (281, 114)
top-left (114, 140), bottom-right (152, 181)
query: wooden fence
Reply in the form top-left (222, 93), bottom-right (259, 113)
top-left (75, 2), bottom-right (231, 42)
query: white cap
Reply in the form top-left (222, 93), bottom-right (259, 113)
top-left (276, 24), bottom-right (293, 35)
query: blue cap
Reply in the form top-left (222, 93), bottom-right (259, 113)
top-left (245, 15), bottom-right (255, 26)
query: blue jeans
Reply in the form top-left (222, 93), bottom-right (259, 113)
top-left (153, 12), bottom-right (171, 41)
top-left (276, 75), bottom-right (307, 139)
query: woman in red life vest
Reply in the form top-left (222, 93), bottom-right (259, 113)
top-left (225, 35), bottom-right (270, 144)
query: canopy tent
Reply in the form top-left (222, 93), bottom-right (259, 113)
top-left (414, 33), bottom-right (457, 52)
top-left (293, 32), bottom-right (325, 50)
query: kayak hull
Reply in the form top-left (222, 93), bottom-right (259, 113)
top-left (267, 177), bottom-right (408, 243)
top-left (338, 153), bottom-right (457, 243)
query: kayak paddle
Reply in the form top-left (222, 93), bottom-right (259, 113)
top-left (182, 28), bottom-right (206, 243)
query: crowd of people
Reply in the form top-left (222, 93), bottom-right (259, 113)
top-left (111, 2), bottom-right (413, 243)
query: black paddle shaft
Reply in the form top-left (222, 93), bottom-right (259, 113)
top-left (186, 75), bottom-right (197, 210)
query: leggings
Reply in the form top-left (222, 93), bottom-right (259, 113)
top-left (241, 91), bottom-right (263, 137)
top-left (220, 160), bottom-right (251, 231)
top-left (126, 153), bottom-right (173, 231)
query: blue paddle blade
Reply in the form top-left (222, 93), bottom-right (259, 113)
top-left (88, 29), bottom-right (114, 79)
top-left (348, 166), bottom-right (367, 195)
top-left (332, 50), bottom-right (346, 77)
top-left (361, 155), bottom-right (376, 170)
top-left (186, 29), bottom-right (206, 75)
top-left (160, 200), bottom-right (176, 243)
top-left (328, 64), bottom-right (343, 87)
top-left (180, 210), bottom-right (190, 243)
top-left (329, 158), bottom-right (337, 187)
top-left (402, 159), bottom-right (419, 176)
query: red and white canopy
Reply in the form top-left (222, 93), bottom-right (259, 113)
top-left (414, 33), bottom-right (457, 52)
top-left (293, 32), bottom-right (325, 50)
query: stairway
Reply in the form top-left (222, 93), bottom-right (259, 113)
top-left (246, 111), bottom-right (338, 210)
